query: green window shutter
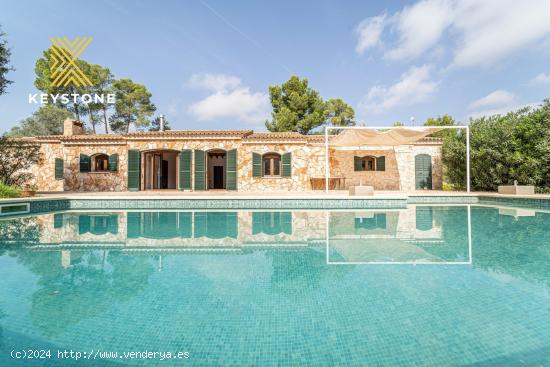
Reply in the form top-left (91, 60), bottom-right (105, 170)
top-left (376, 156), bottom-right (385, 171)
top-left (252, 153), bottom-right (262, 177)
top-left (415, 154), bottom-right (432, 190)
top-left (79, 154), bottom-right (90, 172)
top-left (108, 154), bottom-right (119, 172)
top-left (54, 158), bottom-right (64, 180)
top-left (226, 149), bottom-right (237, 190)
top-left (354, 156), bottom-right (363, 171)
top-left (194, 149), bottom-right (206, 191)
top-left (179, 150), bottom-right (192, 190)
top-left (127, 149), bottom-right (141, 191)
top-left (282, 152), bottom-right (292, 177)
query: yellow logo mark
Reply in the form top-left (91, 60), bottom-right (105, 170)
top-left (49, 37), bottom-right (93, 87)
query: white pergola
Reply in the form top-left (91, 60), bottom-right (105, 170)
top-left (324, 125), bottom-right (471, 192)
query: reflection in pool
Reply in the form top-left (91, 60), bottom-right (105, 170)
top-left (0, 205), bottom-right (549, 366)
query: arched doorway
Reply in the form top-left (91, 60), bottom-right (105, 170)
top-left (415, 154), bottom-right (432, 190)
top-left (207, 149), bottom-right (227, 190)
top-left (143, 150), bottom-right (178, 190)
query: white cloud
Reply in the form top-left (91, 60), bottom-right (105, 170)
top-left (385, 0), bottom-right (454, 60)
top-left (187, 73), bottom-right (270, 124)
top-left (467, 89), bottom-right (538, 118)
top-left (468, 102), bottom-right (539, 119)
top-left (187, 73), bottom-right (242, 92)
top-left (451, 0), bottom-right (550, 67)
top-left (360, 64), bottom-right (439, 113)
top-left (355, 14), bottom-right (386, 54)
top-left (529, 72), bottom-right (550, 85)
top-left (357, 0), bottom-right (550, 67)
top-left (468, 89), bottom-right (516, 110)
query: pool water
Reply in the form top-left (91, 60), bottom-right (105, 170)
top-left (0, 205), bottom-right (549, 366)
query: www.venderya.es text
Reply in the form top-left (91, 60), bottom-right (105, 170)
top-left (10, 349), bottom-right (190, 361)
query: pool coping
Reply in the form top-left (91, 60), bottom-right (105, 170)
top-left (1, 192), bottom-right (548, 215)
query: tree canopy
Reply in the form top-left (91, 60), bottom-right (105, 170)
top-left (0, 26), bottom-right (14, 96)
top-left (326, 98), bottom-right (355, 127)
top-left (442, 101), bottom-right (550, 193)
top-left (265, 76), bottom-right (355, 134)
top-left (6, 105), bottom-right (74, 137)
top-left (34, 49), bottom-right (97, 123)
top-left (423, 114), bottom-right (457, 139)
top-left (109, 79), bottom-right (156, 133)
top-left (31, 48), bottom-right (153, 134)
top-left (78, 63), bottom-right (114, 133)
top-left (149, 116), bottom-right (171, 131)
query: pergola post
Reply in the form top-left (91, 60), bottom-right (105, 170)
top-left (466, 125), bottom-right (471, 193)
top-left (325, 126), bottom-right (329, 193)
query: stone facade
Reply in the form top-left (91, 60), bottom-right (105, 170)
top-left (329, 144), bottom-right (442, 191)
top-left (27, 122), bottom-right (442, 192)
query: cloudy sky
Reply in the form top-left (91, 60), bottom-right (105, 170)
top-left (1, 0), bottom-right (549, 133)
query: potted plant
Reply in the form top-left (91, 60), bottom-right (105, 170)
top-left (18, 182), bottom-right (37, 197)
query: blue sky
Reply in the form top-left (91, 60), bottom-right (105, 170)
top-left (1, 0), bottom-right (549, 133)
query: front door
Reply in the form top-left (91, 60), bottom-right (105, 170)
top-left (415, 154), bottom-right (432, 190)
top-left (213, 166), bottom-right (224, 189)
top-left (153, 154), bottom-right (162, 189)
top-left (206, 150), bottom-right (227, 190)
top-left (144, 151), bottom-right (177, 190)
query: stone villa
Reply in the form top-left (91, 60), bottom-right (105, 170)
top-left (27, 119), bottom-right (443, 192)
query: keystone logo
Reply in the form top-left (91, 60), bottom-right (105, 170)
top-left (49, 37), bottom-right (93, 87)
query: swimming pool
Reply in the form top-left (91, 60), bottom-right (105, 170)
top-left (0, 204), bottom-right (549, 366)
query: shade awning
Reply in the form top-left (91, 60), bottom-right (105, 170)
top-left (329, 127), bottom-right (441, 147)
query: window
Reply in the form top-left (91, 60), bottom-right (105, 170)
top-left (362, 156), bottom-right (375, 171)
top-left (92, 154), bottom-right (109, 172)
top-left (263, 153), bottom-right (281, 177)
top-left (354, 156), bottom-right (386, 172)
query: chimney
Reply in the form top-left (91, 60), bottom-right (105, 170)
top-left (159, 114), bottom-right (165, 132)
top-left (63, 119), bottom-right (85, 136)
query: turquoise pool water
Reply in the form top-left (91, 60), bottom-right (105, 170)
top-left (0, 205), bottom-right (549, 366)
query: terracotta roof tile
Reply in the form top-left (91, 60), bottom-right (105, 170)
top-left (244, 132), bottom-right (308, 141)
top-left (17, 130), bottom-right (443, 145)
top-left (306, 135), bottom-right (326, 143)
top-left (123, 130), bottom-right (254, 138)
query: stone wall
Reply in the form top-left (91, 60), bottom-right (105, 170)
top-left (329, 149), bottom-right (401, 190)
top-left (32, 138), bottom-right (441, 192)
top-left (63, 144), bottom-right (127, 192)
top-left (329, 145), bottom-right (442, 191)
top-left (239, 143), bottom-right (326, 191)
top-left (35, 143), bottom-right (64, 191)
